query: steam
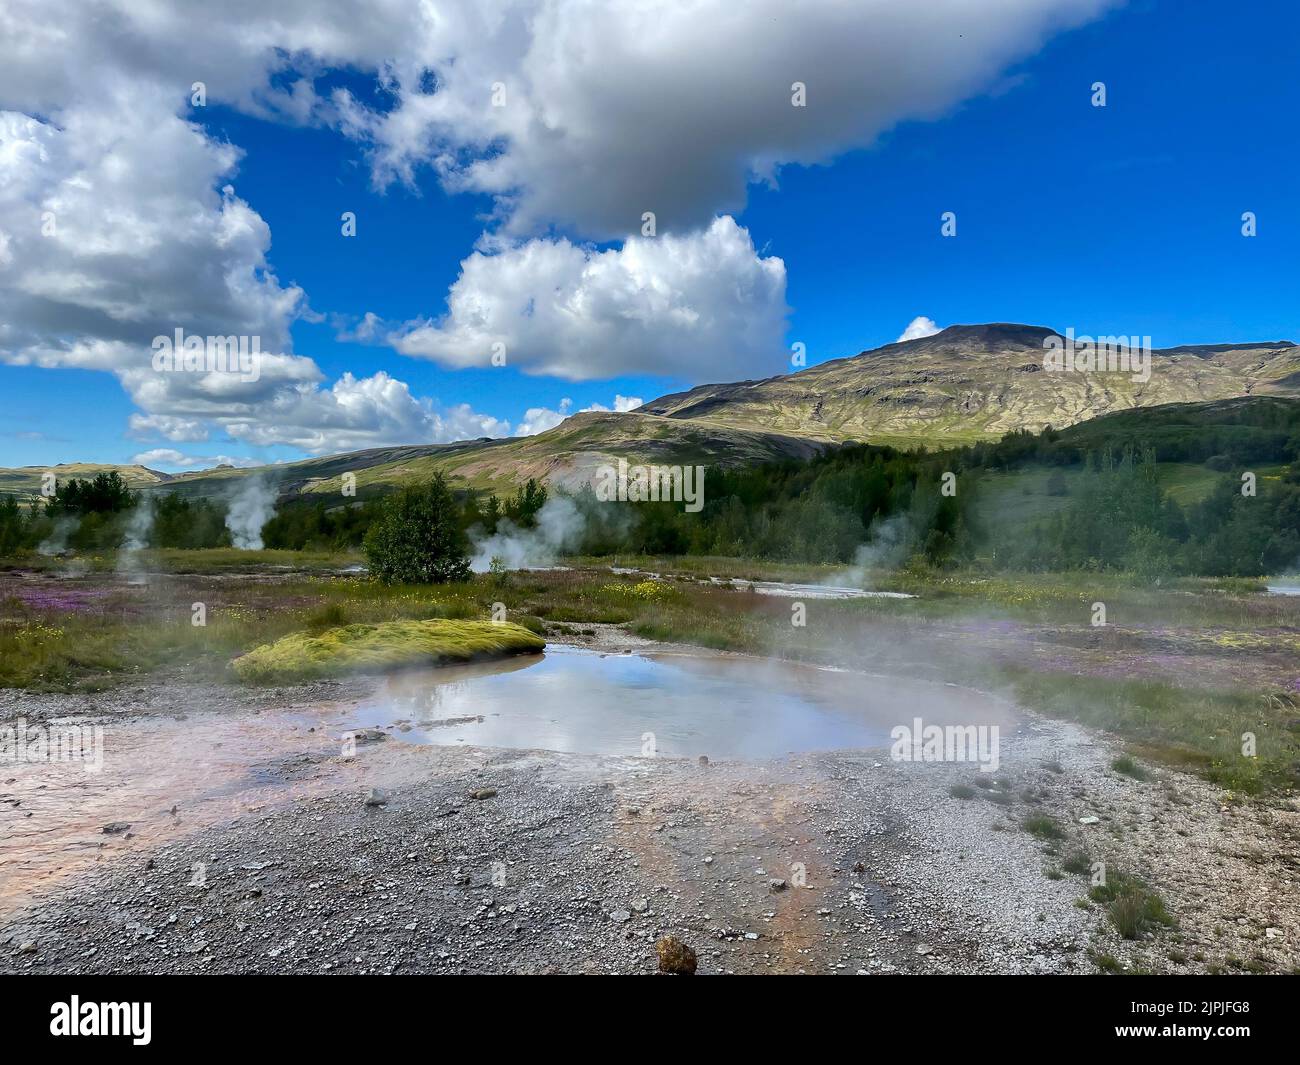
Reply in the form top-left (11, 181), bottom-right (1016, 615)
top-left (116, 496), bottom-right (155, 584)
top-left (828, 514), bottom-right (912, 588)
top-left (470, 495), bottom-right (587, 572)
top-left (37, 516), bottom-right (78, 556)
top-left (225, 476), bottom-right (277, 550)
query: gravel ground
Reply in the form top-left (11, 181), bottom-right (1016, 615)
top-left (3, 658), bottom-right (1296, 974)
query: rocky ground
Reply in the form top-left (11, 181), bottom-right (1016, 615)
top-left (2, 643), bottom-right (1296, 974)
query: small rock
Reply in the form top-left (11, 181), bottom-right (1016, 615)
top-left (656, 935), bottom-right (697, 975)
top-left (630, 898), bottom-right (649, 913)
top-left (698, 756), bottom-right (709, 767)
top-left (916, 944), bottom-right (933, 956)
top-left (364, 788), bottom-right (389, 807)
top-left (18, 941), bottom-right (37, 955)
top-left (468, 787), bottom-right (498, 801)
top-left (768, 878), bottom-right (787, 892)
top-left (1078, 816), bottom-right (1100, 825)
top-left (609, 909), bottom-right (632, 923)
top-left (102, 822), bottom-right (131, 834)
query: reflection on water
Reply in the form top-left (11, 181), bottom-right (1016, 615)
top-left (0, 646), bottom-right (1014, 915)
top-left (707, 578), bottom-right (915, 600)
top-left (1267, 584), bottom-right (1300, 596)
top-left (354, 646), bottom-right (1012, 759)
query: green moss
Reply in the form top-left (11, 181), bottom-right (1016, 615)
top-left (232, 618), bottom-right (545, 683)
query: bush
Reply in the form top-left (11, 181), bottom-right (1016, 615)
top-left (363, 476), bottom-right (471, 584)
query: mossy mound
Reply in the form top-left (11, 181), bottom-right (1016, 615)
top-left (232, 619), bottom-right (545, 683)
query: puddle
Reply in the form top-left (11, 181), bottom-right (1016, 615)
top-left (1266, 584), bottom-right (1300, 596)
top-left (353, 646), bottom-right (1009, 759)
top-left (605, 565), bottom-right (915, 600)
top-left (705, 577), bottom-right (914, 600)
top-left (0, 646), bottom-right (1010, 916)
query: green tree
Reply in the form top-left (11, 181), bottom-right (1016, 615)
top-left (363, 475), bottom-right (471, 584)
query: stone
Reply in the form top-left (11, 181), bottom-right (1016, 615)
top-left (656, 935), bottom-right (697, 975)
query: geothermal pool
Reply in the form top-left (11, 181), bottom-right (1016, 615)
top-left (0, 646), bottom-right (1013, 914)
top-left (351, 646), bottom-right (1011, 759)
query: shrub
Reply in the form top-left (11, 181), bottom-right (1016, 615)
top-left (363, 475), bottom-right (471, 584)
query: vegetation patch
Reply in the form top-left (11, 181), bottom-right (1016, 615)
top-left (232, 618), bottom-right (545, 683)
top-left (1089, 871), bottom-right (1176, 940)
top-left (1111, 754), bottom-right (1149, 780)
top-left (1022, 813), bottom-right (1066, 840)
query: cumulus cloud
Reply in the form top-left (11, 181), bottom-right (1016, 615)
top-left (329, 0), bottom-right (1114, 238)
top-left (132, 449), bottom-right (263, 471)
top-left (0, 82), bottom-right (511, 456)
top-left (585, 395), bottom-right (644, 414)
top-left (0, 2), bottom-right (1112, 241)
top-left (0, 1), bottom-right (1113, 452)
top-left (511, 394), bottom-right (644, 437)
top-left (393, 217), bottom-right (788, 380)
top-left (897, 316), bottom-right (943, 343)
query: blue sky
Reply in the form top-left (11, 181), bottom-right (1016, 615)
top-left (1, 0), bottom-right (1295, 470)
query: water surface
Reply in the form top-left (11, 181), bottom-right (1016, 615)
top-left (352, 646), bottom-right (1010, 759)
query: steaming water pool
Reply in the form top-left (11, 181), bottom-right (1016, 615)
top-left (349, 646), bottom-right (1012, 760)
top-left (0, 645), bottom-right (1013, 915)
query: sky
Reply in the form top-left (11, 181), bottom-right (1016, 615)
top-left (0, 0), bottom-right (1295, 471)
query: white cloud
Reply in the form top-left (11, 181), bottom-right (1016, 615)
top-left (0, 87), bottom-right (513, 457)
top-left (216, 371), bottom-right (512, 454)
top-left (394, 217), bottom-right (788, 381)
top-left (511, 394), bottom-right (643, 437)
top-left (0, 3), bottom-right (1113, 241)
top-left (584, 395), bottom-right (644, 414)
top-left (127, 414), bottom-right (210, 443)
top-left (897, 316), bottom-right (942, 343)
top-left (132, 449), bottom-right (262, 471)
top-left (330, 0), bottom-right (1114, 239)
top-left (0, 1), bottom-right (1114, 454)
top-left (514, 399), bottom-right (573, 438)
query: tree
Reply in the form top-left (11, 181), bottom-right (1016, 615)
top-left (363, 475), bottom-right (471, 584)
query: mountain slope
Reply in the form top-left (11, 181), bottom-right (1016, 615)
top-left (640, 324), bottom-right (1300, 447)
top-left (0, 412), bottom-right (824, 502)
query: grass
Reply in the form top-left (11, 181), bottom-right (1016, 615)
top-left (231, 618), bottom-right (545, 683)
top-left (1001, 667), bottom-right (1297, 794)
top-left (1061, 848), bottom-right (1092, 875)
top-left (1022, 813), bottom-right (1066, 841)
top-left (948, 783), bottom-right (977, 799)
top-left (1111, 755), bottom-right (1149, 781)
top-left (1089, 871), bottom-right (1176, 940)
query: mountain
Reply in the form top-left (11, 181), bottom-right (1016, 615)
top-left (4, 324), bottom-right (1295, 502)
top-left (641, 324), bottom-right (1300, 448)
